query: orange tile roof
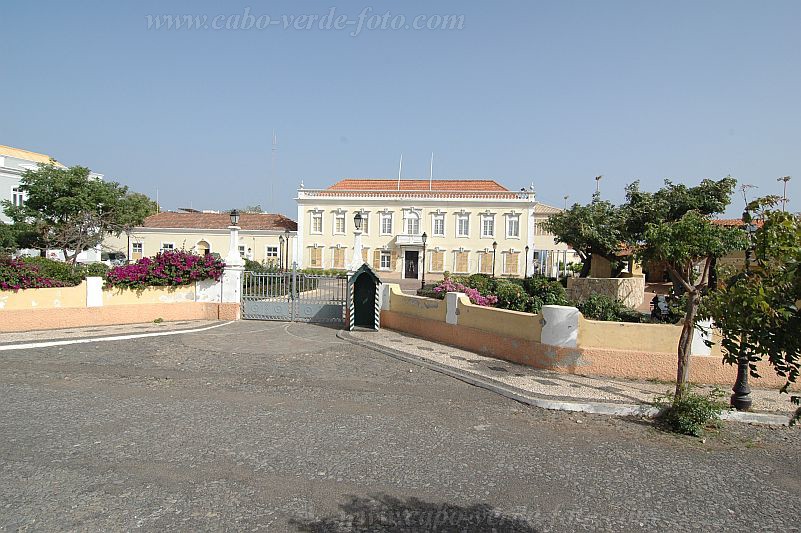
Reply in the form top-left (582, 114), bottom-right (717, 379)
top-left (713, 218), bottom-right (764, 228)
top-left (328, 179), bottom-right (509, 192)
top-left (142, 212), bottom-right (297, 231)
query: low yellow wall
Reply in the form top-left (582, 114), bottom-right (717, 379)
top-left (383, 288), bottom-right (796, 389)
top-left (0, 283), bottom-right (87, 310)
top-left (386, 286), bottom-right (447, 322)
top-left (578, 317), bottom-right (723, 358)
top-left (102, 285), bottom-right (196, 306)
top-left (0, 283), bottom-right (199, 311)
top-left (0, 303), bottom-right (240, 333)
top-left (458, 300), bottom-right (542, 342)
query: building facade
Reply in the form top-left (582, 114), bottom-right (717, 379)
top-left (103, 210), bottom-right (298, 265)
top-left (296, 179), bottom-right (576, 279)
top-left (1, 145), bottom-right (60, 224)
top-left (1, 145), bottom-right (106, 224)
top-left (1, 145), bottom-right (104, 262)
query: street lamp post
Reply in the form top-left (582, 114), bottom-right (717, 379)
top-left (595, 175), bottom-right (602, 195)
top-left (778, 176), bottom-right (791, 212)
top-left (278, 235), bottom-right (285, 272)
top-left (420, 232), bottom-right (428, 290)
top-left (524, 245), bottom-right (529, 278)
top-left (492, 241), bottom-right (498, 278)
top-left (225, 209), bottom-right (244, 267)
top-left (284, 228), bottom-right (291, 271)
top-left (731, 211), bottom-right (757, 411)
top-left (349, 212), bottom-right (365, 272)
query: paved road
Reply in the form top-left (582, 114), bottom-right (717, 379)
top-left (0, 321), bottom-right (798, 532)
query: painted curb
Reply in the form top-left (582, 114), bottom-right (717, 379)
top-left (0, 321), bottom-right (236, 351)
top-left (338, 330), bottom-right (793, 427)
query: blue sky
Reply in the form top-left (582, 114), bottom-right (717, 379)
top-left (2, 0), bottom-right (799, 216)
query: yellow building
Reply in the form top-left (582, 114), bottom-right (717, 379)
top-left (296, 179), bottom-right (576, 280)
top-left (103, 210), bottom-right (297, 265)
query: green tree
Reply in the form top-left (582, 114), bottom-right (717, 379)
top-left (0, 221), bottom-right (39, 255)
top-left (624, 177), bottom-right (738, 290)
top-left (543, 195), bottom-right (626, 277)
top-left (623, 177), bottom-right (738, 240)
top-left (638, 210), bottom-right (746, 399)
top-left (0, 222), bottom-right (16, 254)
top-left (701, 198), bottom-right (801, 418)
top-left (1, 161), bottom-right (158, 264)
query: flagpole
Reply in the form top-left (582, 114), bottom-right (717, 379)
top-left (397, 154), bottom-right (403, 190)
top-left (429, 152), bottom-right (434, 190)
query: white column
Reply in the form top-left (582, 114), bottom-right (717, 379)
top-left (541, 305), bottom-right (579, 348)
top-left (445, 292), bottom-right (464, 325)
top-left (86, 276), bottom-right (104, 307)
top-left (221, 224), bottom-right (245, 304)
top-left (225, 225), bottom-right (244, 267)
top-left (349, 228), bottom-right (364, 272)
top-left (691, 318), bottom-right (713, 356)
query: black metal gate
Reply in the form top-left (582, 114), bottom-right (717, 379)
top-left (241, 268), bottom-right (347, 323)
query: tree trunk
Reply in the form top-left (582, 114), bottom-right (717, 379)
top-left (579, 256), bottom-right (592, 278)
top-left (675, 290), bottom-right (700, 400)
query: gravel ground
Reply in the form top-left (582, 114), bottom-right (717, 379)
top-left (0, 320), bottom-right (799, 532)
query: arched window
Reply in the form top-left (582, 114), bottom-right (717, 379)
top-left (196, 240), bottom-right (211, 256)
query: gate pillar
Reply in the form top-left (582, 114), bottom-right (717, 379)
top-left (221, 264), bottom-right (245, 304)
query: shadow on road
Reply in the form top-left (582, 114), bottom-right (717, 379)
top-left (290, 493), bottom-right (539, 532)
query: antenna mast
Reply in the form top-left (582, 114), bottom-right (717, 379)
top-left (740, 183), bottom-right (757, 206)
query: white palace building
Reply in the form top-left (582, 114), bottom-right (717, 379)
top-left (295, 179), bottom-right (577, 280)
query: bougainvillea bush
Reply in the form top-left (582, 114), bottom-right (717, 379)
top-left (432, 278), bottom-right (498, 307)
top-left (105, 250), bottom-right (225, 290)
top-left (0, 257), bottom-right (66, 291)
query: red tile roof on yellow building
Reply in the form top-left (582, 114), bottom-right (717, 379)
top-left (142, 212), bottom-right (297, 231)
top-left (328, 179), bottom-right (509, 192)
top-left (713, 218), bottom-right (764, 228)
top-left (303, 179), bottom-right (528, 199)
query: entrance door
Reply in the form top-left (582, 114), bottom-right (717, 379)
top-left (354, 273), bottom-right (376, 328)
top-left (404, 251), bottom-right (419, 279)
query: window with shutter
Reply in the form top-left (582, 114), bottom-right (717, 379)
top-left (310, 248), bottom-right (322, 267)
top-left (505, 252), bottom-right (519, 275)
top-left (455, 252), bottom-right (469, 273)
top-left (333, 248), bottom-right (345, 269)
top-left (373, 249), bottom-right (381, 269)
top-left (480, 253), bottom-right (493, 274)
top-left (431, 251), bottom-right (444, 272)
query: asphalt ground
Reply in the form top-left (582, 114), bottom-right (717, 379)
top-left (1, 320), bottom-right (799, 532)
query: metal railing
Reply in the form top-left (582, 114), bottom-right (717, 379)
top-left (241, 266), bottom-right (346, 323)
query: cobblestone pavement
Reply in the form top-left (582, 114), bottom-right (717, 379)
top-left (0, 321), bottom-right (799, 531)
top-left (349, 328), bottom-right (797, 415)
